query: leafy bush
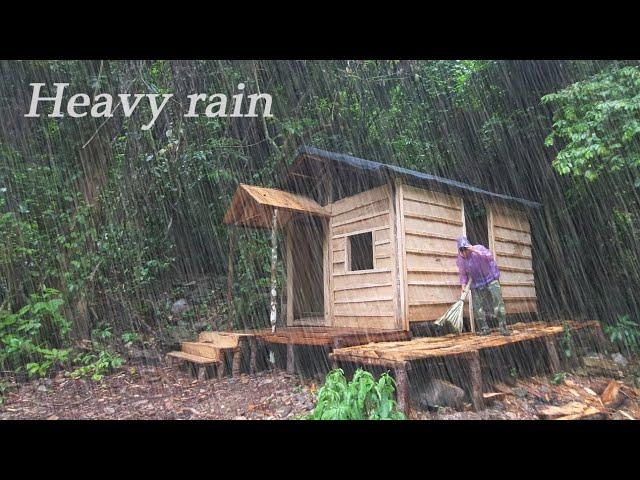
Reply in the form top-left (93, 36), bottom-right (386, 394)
top-left (543, 65), bottom-right (640, 182)
top-left (551, 371), bottom-right (567, 385)
top-left (70, 349), bottom-right (124, 382)
top-left (0, 287), bottom-right (71, 378)
top-left (121, 331), bottom-right (142, 346)
top-left (605, 314), bottom-right (640, 354)
top-left (308, 368), bottom-right (406, 420)
top-left (68, 324), bottom-right (125, 381)
top-left (0, 378), bottom-right (11, 404)
top-left (0, 286), bottom-right (126, 382)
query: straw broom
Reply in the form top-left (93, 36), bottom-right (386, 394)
top-left (435, 280), bottom-right (472, 333)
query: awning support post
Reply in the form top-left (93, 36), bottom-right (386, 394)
top-left (270, 208), bottom-right (279, 333)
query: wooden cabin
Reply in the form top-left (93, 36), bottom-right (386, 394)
top-left (223, 146), bottom-right (542, 334)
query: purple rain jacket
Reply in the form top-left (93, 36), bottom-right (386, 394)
top-left (455, 236), bottom-right (500, 289)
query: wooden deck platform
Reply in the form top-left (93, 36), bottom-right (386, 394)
top-left (166, 326), bottom-right (409, 379)
top-left (254, 326), bottom-right (410, 348)
top-left (330, 321), bottom-right (605, 413)
top-left (252, 326), bottom-right (410, 375)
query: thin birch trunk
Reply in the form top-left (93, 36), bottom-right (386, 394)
top-left (227, 229), bottom-right (236, 329)
top-left (270, 209), bottom-right (279, 333)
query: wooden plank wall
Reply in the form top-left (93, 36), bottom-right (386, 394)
top-left (402, 184), bottom-right (465, 322)
top-left (488, 203), bottom-right (537, 314)
top-left (329, 185), bottom-right (398, 329)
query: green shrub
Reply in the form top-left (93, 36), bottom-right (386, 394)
top-left (0, 378), bottom-right (11, 404)
top-left (69, 349), bottom-right (124, 382)
top-left (68, 325), bottom-right (125, 381)
top-left (308, 368), bottom-right (406, 420)
top-left (605, 314), bottom-right (640, 355)
top-left (121, 331), bottom-right (142, 346)
top-left (551, 371), bottom-right (567, 385)
top-left (0, 287), bottom-right (71, 378)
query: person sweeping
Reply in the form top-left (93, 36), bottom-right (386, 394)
top-left (455, 236), bottom-right (510, 336)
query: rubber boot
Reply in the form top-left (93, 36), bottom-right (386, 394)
top-left (476, 318), bottom-right (491, 336)
top-left (498, 321), bottom-right (511, 336)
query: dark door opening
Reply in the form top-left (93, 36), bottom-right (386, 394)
top-left (464, 200), bottom-right (489, 248)
top-left (290, 216), bottom-right (325, 323)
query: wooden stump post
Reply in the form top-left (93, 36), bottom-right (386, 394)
top-left (217, 357), bottom-right (226, 380)
top-left (249, 337), bottom-right (258, 374)
top-left (394, 362), bottom-right (410, 415)
top-left (197, 365), bottom-right (207, 381)
top-left (323, 346), bottom-right (333, 372)
top-left (286, 343), bottom-right (296, 375)
top-left (232, 351), bottom-right (242, 377)
top-left (329, 352), bottom-right (338, 371)
top-left (466, 351), bottom-right (484, 411)
top-left (544, 336), bottom-right (561, 373)
top-left (594, 325), bottom-right (608, 353)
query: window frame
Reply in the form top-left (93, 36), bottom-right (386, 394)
top-left (346, 230), bottom-right (374, 272)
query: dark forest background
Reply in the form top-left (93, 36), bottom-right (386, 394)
top-left (1, 60), bottom-right (639, 377)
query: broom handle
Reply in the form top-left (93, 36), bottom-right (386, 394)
top-left (462, 280), bottom-right (474, 332)
top-left (460, 279), bottom-right (471, 300)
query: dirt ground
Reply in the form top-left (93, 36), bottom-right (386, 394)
top-left (1, 358), bottom-right (639, 420)
top-left (0, 362), bottom-right (318, 420)
top-left (416, 371), bottom-right (640, 420)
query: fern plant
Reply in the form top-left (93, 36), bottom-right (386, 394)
top-left (308, 368), bottom-right (405, 420)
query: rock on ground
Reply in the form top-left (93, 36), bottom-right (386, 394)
top-left (412, 379), bottom-right (466, 410)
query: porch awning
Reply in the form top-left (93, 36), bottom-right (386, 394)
top-left (223, 184), bottom-right (329, 229)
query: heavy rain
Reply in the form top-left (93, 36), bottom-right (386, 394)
top-left (0, 60), bottom-right (639, 420)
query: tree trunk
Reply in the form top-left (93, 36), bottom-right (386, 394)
top-left (270, 209), bottom-right (279, 333)
top-left (227, 229), bottom-right (237, 329)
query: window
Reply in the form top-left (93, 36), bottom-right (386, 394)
top-left (348, 232), bottom-right (373, 271)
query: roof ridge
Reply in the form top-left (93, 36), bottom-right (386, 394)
top-left (295, 145), bottom-right (542, 209)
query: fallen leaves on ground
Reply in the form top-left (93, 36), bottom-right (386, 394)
top-left (413, 370), bottom-right (640, 420)
top-left (0, 362), bottom-right (316, 420)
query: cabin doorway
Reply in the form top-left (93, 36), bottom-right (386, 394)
top-left (464, 200), bottom-right (489, 249)
top-left (288, 216), bottom-right (326, 325)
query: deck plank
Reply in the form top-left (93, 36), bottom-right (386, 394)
top-left (330, 321), bottom-right (601, 364)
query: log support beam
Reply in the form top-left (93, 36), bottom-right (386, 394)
top-left (217, 357), bottom-right (226, 380)
top-left (466, 351), bottom-right (484, 411)
top-left (249, 337), bottom-right (258, 374)
top-left (232, 351), bottom-right (242, 376)
top-left (544, 336), bottom-right (561, 373)
top-left (286, 343), bottom-right (296, 374)
top-left (394, 362), bottom-right (410, 415)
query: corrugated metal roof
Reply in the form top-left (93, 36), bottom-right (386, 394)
top-left (294, 146), bottom-right (542, 209)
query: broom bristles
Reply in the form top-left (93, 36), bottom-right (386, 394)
top-left (435, 281), bottom-right (470, 333)
top-left (435, 299), bottom-right (465, 333)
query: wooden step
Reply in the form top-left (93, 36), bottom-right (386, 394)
top-left (166, 351), bottom-right (219, 365)
top-left (197, 332), bottom-right (243, 349)
top-left (181, 342), bottom-right (223, 361)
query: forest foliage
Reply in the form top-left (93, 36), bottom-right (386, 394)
top-left (1, 60), bottom-right (639, 378)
